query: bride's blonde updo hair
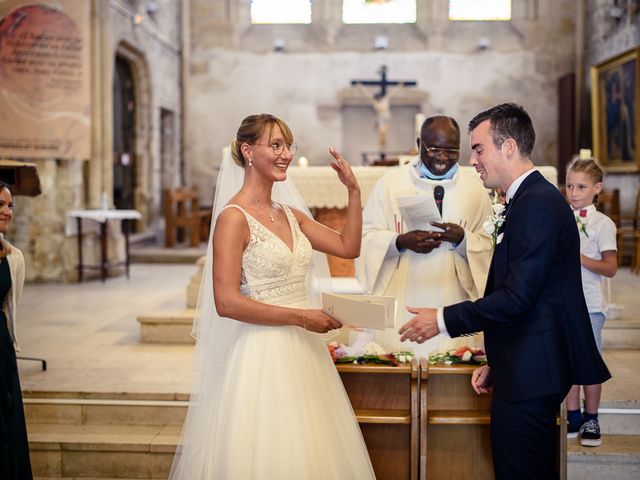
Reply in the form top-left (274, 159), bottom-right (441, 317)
top-left (230, 113), bottom-right (294, 167)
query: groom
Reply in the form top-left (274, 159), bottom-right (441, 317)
top-left (399, 103), bottom-right (611, 479)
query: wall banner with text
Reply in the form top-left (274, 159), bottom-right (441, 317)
top-left (0, 0), bottom-right (90, 159)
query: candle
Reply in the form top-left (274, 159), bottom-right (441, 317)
top-left (415, 113), bottom-right (426, 138)
top-left (297, 156), bottom-right (309, 167)
top-left (579, 148), bottom-right (592, 159)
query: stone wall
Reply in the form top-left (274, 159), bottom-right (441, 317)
top-left (12, 0), bottom-right (184, 281)
top-left (186, 0), bottom-right (577, 204)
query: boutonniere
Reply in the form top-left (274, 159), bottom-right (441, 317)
top-left (482, 192), bottom-right (506, 246)
top-left (575, 209), bottom-right (589, 237)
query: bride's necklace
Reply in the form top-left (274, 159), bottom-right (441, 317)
top-left (261, 204), bottom-right (276, 222)
top-left (240, 192), bottom-right (277, 222)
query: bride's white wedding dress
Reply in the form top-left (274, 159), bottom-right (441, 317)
top-left (170, 204), bottom-right (375, 479)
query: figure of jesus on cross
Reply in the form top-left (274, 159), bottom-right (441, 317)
top-left (351, 66), bottom-right (417, 154)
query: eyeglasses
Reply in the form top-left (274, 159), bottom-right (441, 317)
top-left (422, 146), bottom-right (460, 160)
top-left (255, 141), bottom-right (298, 156)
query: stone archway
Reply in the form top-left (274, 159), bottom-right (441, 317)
top-left (112, 42), bottom-right (152, 232)
top-left (113, 55), bottom-right (137, 211)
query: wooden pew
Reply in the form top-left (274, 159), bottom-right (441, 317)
top-left (164, 187), bottom-right (211, 247)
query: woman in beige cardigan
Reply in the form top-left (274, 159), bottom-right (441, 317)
top-left (0, 180), bottom-right (32, 479)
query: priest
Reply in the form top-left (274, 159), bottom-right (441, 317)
top-left (355, 115), bottom-right (494, 357)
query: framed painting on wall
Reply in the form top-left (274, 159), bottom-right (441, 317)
top-left (591, 48), bottom-right (640, 172)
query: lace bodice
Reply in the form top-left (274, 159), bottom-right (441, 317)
top-left (224, 204), bottom-right (312, 308)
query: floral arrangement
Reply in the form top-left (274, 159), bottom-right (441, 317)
top-left (328, 341), bottom-right (414, 367)
top-left (427, 346), bottom-right (487, 366)
top-left (482, 192), bottom-right (506, 245)
top-left (575, 210), bottom-right (589, 237)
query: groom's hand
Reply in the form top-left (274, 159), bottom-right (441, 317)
top-left (398, 306), bottom-right (439, 343)
top-left (471, 365), bottom-right (493, 395)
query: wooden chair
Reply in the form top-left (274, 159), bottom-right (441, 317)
top-left (618, 188), bottom-right (640, 273)
top-left (596, 189), bottom-right (623, 265)
top-left (634, 230), bottom-right (640, 274)
top-left (164, 187), bottom-right (211, 247)
top-left (596, 188), bottom-right (621, 226)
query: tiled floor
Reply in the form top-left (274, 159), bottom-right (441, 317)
top-left (18, 263), bottom-right (196, 396)
top-left (16, 263), bottom-right (640, 406)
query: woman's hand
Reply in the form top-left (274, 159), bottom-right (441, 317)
top-left (329, 148), bottom-right (360, 193)
top-left (301, 309), bottom-right (342, 333)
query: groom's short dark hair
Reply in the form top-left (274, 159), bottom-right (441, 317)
top-left (468, 103), bottom-right (535, 157)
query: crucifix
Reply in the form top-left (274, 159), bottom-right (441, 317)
top-left (351, 65), bottom-right (417, 156)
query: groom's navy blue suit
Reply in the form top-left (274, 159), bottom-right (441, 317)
top-left (444, 171), bottom-right (611, 479)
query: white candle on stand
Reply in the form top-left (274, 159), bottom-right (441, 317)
top-left (415, 113), bottom-right (426, 138)
top-left (579, 148), bottom-right (592, 159)
top-left (298, 156), bottom-right (309, 167)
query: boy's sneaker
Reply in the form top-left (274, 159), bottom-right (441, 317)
top-left (579, 419), bottom-right (602, 447)
top-left (567, 422), bottom-right (581, 438)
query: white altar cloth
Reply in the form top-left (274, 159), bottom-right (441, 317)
top-left (287, 165), bottom-right (557, 209)
top-left (287, 166), bottom-right (393, 209)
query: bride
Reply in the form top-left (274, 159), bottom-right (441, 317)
top-left (169, 114), bottom-right (375, 479)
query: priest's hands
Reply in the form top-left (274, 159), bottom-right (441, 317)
top-left (302, 309), bottom-right (343, 333)
top-left (471, 365), bottom-right (493, 395)
top-left (398, 306), bottom-right (439, 343)
top-left (396, 230), bottom-right (441, 253)
top-left (430, 221), bottom-right (465, 245)
top-left (329, 148), bottom-right (360, 193)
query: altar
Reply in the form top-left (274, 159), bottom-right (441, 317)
top-left (288, 165), bottom-right (394, 276)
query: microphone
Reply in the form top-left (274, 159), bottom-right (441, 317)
top-left (434, 185), bottom-right (444, 217)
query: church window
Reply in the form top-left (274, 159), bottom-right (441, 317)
top-left (449, 0), bottom-right (511, 21)
top-left (250, 0), bottom-right (312, 24)
top-left (342, 0), bottom-right (417, 25)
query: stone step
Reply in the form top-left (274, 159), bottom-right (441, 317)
top-left (130, 246), bottom-right (206, 264)
top-left (136, 310), bottom-right (195, 344)
top-left (35, 477), bottom-right (143, 480)
top-left (602, 320), bottom-right (640, 349)
top-left (24, 396), bottom-right (188, 427)
top-left (597, 407), bottom-right (640, 436)
top-left (28, 423), bottom-right (180, 479)
top-left (567, 434), bottom-right (640, 479)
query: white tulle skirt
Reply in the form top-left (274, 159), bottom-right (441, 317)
top-left (171, 322), bottom-right (375, 479)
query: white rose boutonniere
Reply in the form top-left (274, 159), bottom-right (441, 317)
top-left (483, 196), bottom-right (506, 246)
top-left (575, 209), bottom-right (589, 237)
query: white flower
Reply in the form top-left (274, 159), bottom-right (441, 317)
top-left (485, 193), bottom-right (507, 245)
top-left (575, 214), bottom-right (589, 237)
top-left (483, 220), bottom-right (496, 235)
top-left (461, 350), bottom-right (472, 362)
top-left (363, 342), bottom-right (386, 356)
top-left (492, 203), bottom-right (506, 216)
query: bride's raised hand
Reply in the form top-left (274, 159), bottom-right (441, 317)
top-left (302, 309), bottom-right (342, 333)
top-left (329, 147), bottom-right (360, 192)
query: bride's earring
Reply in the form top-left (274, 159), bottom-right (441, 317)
top-left (248, 157), bottom-right (253, 167)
